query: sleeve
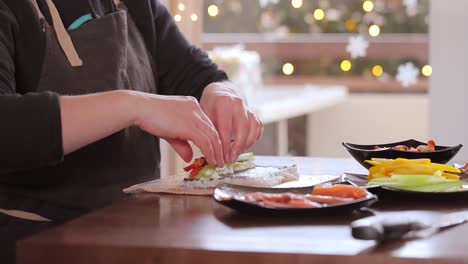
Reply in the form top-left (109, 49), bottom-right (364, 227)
top-left (152, 1), bottom-right (228, 99)
top-left (0, 2), bottom-right (63, 175)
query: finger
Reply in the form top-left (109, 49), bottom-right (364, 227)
top-left (256, 115), bottom-right (264, 141)
top-left (197, 114), bottom-right (224, 167)
top-left (212, 107), bottom-right (233, 164)
top-left (231, 108), bottom-right (249, 163)
top-left (191, 131), bottom-right (217, 166)
top-left (166, 138), bottom-right (193, 162)
top-left (245, 113), bottom-right (261, 150)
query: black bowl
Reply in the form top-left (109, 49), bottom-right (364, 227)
top-left (342, 139), bottom-right (463, 169)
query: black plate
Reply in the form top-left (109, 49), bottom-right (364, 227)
top-left (342, 139), bottom-right (463, 169)
top-left (344, 172), bottom-right (468, 200)
top-left (213, 183), bottom-right (378, 215)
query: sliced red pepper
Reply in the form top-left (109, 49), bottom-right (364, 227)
top-left (427, 139), bottom-right (435, 149)
top-left (183, 157), bottom-right (207, 171)
top-left (188, 166), bottom-right (203, 179)
top-left (183, 164), bottom-right (196, 172)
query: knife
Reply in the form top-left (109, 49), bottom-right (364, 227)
top-left (351, 211), bottom-right (468, 241)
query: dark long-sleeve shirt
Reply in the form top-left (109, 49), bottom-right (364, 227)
top-left (0, 0), bottom-right (228, 175)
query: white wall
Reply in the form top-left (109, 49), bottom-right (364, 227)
top-left (430, 1), bottom-right (468, 161)
top-left (307, 94), bottom-right (429, 157)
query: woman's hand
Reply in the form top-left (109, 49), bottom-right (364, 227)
top-left (200, 82), bottom-right (264, 163)
top-left (133, 92), bottom-right (224, 167)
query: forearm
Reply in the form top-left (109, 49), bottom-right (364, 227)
top-left (60, 90), bottom-right (138, 154)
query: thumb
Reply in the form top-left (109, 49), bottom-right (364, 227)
top-left (166, 139), bottom-right (193, 162)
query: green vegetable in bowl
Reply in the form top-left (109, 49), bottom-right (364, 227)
top-left (368, 174), bottom-right (466, 192)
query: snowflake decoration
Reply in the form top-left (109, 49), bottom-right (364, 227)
top-left (403, 0), bottom-right (418, 16)
top-left (403, 0), bottom-right (418, 9)
top-left (396, 62), bottom-right (419, 87)
top-left (346, 35), bottom-right (369, 59)
top-left (258, 0), bottom-right (279, 8)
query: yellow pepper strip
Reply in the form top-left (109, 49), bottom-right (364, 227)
top-left (384, 163), bottom-right (440, 174)
top-left (365, 160), bottom-right (383, 166)
top-left (442, 172), bottom-right (461, 180)
top-left (431, 163), bottom-right (461, 173)
top-left (393, 158), bottom-right (431, 164)
top-left (370, 158), bottom-right (394, 163)
top-left (366, 158), bottom-right (461, 181)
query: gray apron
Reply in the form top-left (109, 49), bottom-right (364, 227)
top-left (0, 1), bottom-right (160, 262)
top-left (0, 0), bottom-right (159, 220)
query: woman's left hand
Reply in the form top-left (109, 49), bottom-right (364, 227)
top-left (200, 82), bottom-right (264, 164)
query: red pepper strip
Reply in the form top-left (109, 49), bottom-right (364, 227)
top-left (183, 164), bottom-right (196, 172)
top-left (183, 157), bottom-right (207, 171)
top-left (427, 139), bottom-right (435, 149)
top-left (188, 166), bottom-right (203, 179)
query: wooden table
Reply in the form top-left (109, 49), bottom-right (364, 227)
top-left (18, 157), bottom-right (468, 264)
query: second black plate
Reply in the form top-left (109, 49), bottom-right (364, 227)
top-left (344, 173), bottom-right (468, 200)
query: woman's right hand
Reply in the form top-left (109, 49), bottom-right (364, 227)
top-left (132, 92), bottom-right (224, 167)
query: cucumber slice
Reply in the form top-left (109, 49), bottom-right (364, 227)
top-left (368, 174), bottom-right (465, 192)
top-left (237, 152), bottom-right (254, 162)
top-left (194, 165), bottom-right (216, 180)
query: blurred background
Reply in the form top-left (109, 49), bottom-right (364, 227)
top-left (159, 0), bottom-right (468, 175)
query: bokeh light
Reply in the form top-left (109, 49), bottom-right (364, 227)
top-left (178, 3), bottom-right (185, 11)
top-left (291, 0), bottom-right (303, 9)
top-left (345, 19), bottom-right (357, 32)
top-left (313, 9), bottom-right (325, 21)
top-left (282, 63), bottom-right (295, 75)
top-left (340, 60), bottom-right (352, 72)
top-left (421, 64), bottom-right (432, 77)
top-left (363, 1), bottom-right (374, 12)
top-left (372, 65), bottom-right (383, 77)
top-left (369, 24), bottom-right (380, 37)
top-left (208, 5), bottom-right (219, 17)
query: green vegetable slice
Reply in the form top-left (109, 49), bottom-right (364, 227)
top-left (237, 152), bottom-right (254, 162)
top-left (194, 165), bottom-right (216, 180)
top-left (368, 174), bottom-right (466, 192)
top-left (192, 153), bottom-right (255, 179)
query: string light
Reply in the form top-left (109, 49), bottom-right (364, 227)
top-left (372, 65), bottom-right (383, 77)
top-left (208, 4), bottom-right (219, 17)
top-left (174, 14), bottom-right (182, 22)
top-left (340, 60), bottom-right (352, 72)
top-left (282, 63), bottom-right (294, 75)
top-left (178, 3), bottom-right (185, 11)
top-left (421, 64), bottom-right (432, 77)
top-left (313, 9), bottom-right (325, 21)
top-left (291, 0), bottom-right (303, 9)
top-left (191, 13), bottom-right (198, 22)
top-left (369, 24), bottom-right (380, 37)
top-left (362, 1), bottom-right (374, 12)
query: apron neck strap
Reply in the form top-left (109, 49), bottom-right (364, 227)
top-left (113, 0), bottom-right (122, 7)
top-left (30, 0), bottom-right (45, 19)
top-left (31, 0), bottom-right (83, 67)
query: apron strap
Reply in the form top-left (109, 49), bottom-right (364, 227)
top-left (30, 0), bottom-right (45, 19)
top-left (31, 0), bottom-right (83, 67)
